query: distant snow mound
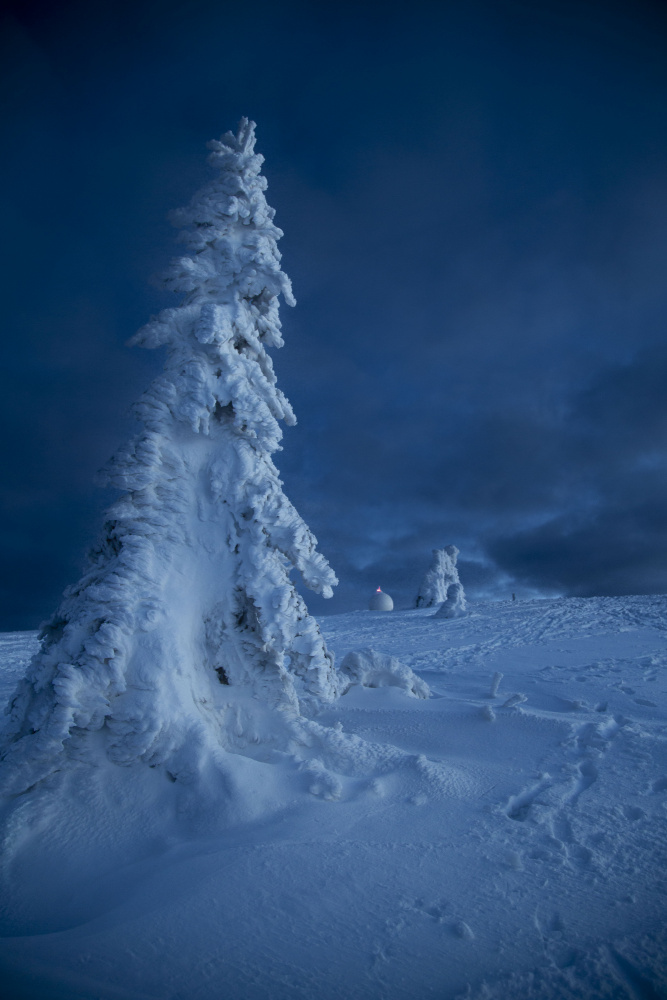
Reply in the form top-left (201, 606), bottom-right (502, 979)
top-left (433, 582), bottom-right (467, 619)
top-left (415, 545), bottom-right (464, 608)
top-left (339, 648), bottom-right (430, 699)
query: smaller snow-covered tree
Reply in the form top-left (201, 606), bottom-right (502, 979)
top-left (415, 545), bottom-right (464, 608)
top-left (433, 582), bottom-right (466, 619)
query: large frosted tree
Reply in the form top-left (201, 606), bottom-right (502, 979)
top-left (1, 119), bottom-right (342, 795)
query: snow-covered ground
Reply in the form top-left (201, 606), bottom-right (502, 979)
top-left (1, 596), bottom-right (666, 999)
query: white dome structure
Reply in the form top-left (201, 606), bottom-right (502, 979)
top-left (369, 588), bottom-right (394, 611)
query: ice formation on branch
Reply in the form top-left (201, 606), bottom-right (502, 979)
top-left (415, 545), bottom-right (464, 609)
top-left (1, 119), bottom-right (341, 795)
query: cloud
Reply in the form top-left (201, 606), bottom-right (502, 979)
top-left (486, 344), bottom-right (667, 595)
top-left (3, 0), bottom-right (667, 626)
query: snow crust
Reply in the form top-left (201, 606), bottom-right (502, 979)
top-left (415, 545), bottom-right (465, 609)
top-left (1, 594), bottom-right (667, 999)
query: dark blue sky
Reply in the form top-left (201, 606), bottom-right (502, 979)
top-left (2, 0), bottom-right (667, 628)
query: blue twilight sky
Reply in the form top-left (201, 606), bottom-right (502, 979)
top-left (1, 0), bottom-right (667, 628)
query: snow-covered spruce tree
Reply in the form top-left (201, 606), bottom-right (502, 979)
top-left (1, 119), bottom-right (342, 796)
top-left (415, 545), bottom-right (464, 608)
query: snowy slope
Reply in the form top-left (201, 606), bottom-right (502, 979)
top-left (1, 596), bottom-right (666, 999)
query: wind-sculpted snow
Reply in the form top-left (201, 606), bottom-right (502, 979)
top-left (0, 120), bottom-right (346, 797)
top-left (339, 648), bottom-right (431, 699)
top-left (415, 545), bottom-right (465, 608)
top-left (433, 581), bottom-right (467, 619)
top-left (0, 595), bottom-right (666, 998)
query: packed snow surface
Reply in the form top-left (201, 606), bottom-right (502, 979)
top-left (1, 595), bottom-right (667, 999)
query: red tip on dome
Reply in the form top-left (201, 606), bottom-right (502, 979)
top-left (377, 587), bottom-right (382, 592)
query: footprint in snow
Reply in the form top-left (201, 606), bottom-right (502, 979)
top-left (550, 816), bottom-right (593, 868)
top-left (567, 759), bottom-right (598, 803)
top-left (413, 898), bottom-right (448, 922)
top-left (551, 815), bottom-right (575, 845)
top-left (622, 805), bottom-right (645, 822)
top-left (573, 718), bottom-right (619, 752)
top-left (535, 910), bottom-right (565, 937)
top-left (506, 775), bottom-right (552, 821)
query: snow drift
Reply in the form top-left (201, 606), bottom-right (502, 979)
top-left (339, 648), bottom-right (430, 698)
top-left (433, 581), bottom-right (467, 619)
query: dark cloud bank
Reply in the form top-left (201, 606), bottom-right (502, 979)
top-left (1, 0), bottom-right (667, 628)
